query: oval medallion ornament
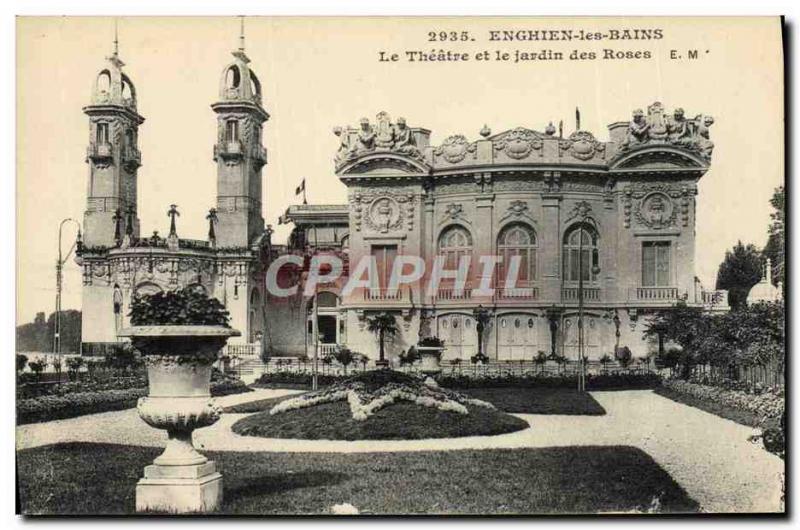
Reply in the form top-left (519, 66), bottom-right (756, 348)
top-left (493, 127), bottom-right (542, 160)
top-left (434, 135), bottom-right (475, 164)
top-left (637, 192), bottom-right (677, 229)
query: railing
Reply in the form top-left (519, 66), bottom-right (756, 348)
top-left (214, 141), bottom-right (243, 160)
top-left (121, 146), bottom-right (141, 167)
top-left (632, 287), bottom-right (679, 301)
top-left (436, 287), bottom-right (473, 301)
top-left (701, 289), bottom-right (729, 308)
top-left (318, 343), bottom-right (339, 355)
top-left (364, 288), bottom-right (406, 301)
top-left (86, 142), bottom-right (113, 161)
top-left (561, 287), bottom-right (600, 301)
top-left (496, 286), bottom-right (539, 300)
top-left (222, 343), bottom-right (261, 357)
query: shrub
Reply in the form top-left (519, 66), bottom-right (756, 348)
top-left (534, 351), bottom-right (547, 364)
top-left (399, 347), bottom-right (419, 366)
top-left (418, 336), bottom-right (445, 348)
top-left (616, 346), bottom-right (632, 368)
top-left (16, 354), bottom-right (28, 373)
top-left (65, 357), bottom-right (85, 381)
top-left (128, 287), bottom-right (230, 326)
top-left (28, 361), bottom-right (46, 381)
top-left (470, 353), bottom-right (490, 364)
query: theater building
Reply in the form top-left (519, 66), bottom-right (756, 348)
top-left (77, 35), bottom-right (727, 362)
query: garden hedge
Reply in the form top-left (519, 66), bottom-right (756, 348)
top-left (16, 378), bottom-right (251, 425)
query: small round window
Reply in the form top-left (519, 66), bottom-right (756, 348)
top-left (453, 318), bottom-right (459, 329)
top-left (442, 319), bottom-right (449, 329)
top-left (501, 319), bottom-right (507, 328)
top-left (465, 319), bottom-right (472, 329)
top-left (514, 318), bottom-right (521, 328)
top-left (528, 318), bottom-right (534, 328)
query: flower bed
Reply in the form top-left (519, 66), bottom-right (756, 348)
top-left (16, 375), bottom-right (251, 425)
top-left (269, 370), bottom-right (494, 422)
top-left (253, 370), bottom-right (662, 391)
top-left (660, 377), bottom-right (784, 422)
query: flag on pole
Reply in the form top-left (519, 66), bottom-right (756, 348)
top-left (295, 178), bottom-right (307, 204)
top-left (575, 107), bottom-right (581, 131)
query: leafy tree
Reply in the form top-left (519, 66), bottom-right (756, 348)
top-left (366, 312), bottom-right (399, 365)
top-left (763, 186), bottom-right (785, 289)
top-left (332, 347), bottom-right (361, 375)
top-left (66, 356), bottom-right (85, 381)
top-left (16, 310), bottom-right (82, 353)
top-left (715, 241), bottom-right (763, 310)
top-left (16, 354), bottom-right (28, 373)
top-left (28, 360), bottom-right (46, 381)
top-left (644, 302), bottom-right (711, 379)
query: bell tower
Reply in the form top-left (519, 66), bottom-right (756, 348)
top-left (211, 22), bottom-right (269, 248)
top-left (82, 32), bottom-right (144, 248)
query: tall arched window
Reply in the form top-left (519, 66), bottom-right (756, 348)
top-left (225, 66), bottom-right (241, 89)
top-left (563, 223), bottom-right (600, 283)
top-left (438, 226), bottom-right (473, 270)
top-left (498, 223), bottom-right (537, 283)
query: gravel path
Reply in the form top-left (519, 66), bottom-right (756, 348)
top-left (16, 388), bottom-right (783, 513)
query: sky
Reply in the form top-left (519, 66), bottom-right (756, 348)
top-left (16, 16), bottom-right (784, 322)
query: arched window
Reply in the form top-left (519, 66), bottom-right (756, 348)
top-left (438, 226), bottom-right (472, 270)
top-left (316, 291), bottom-right (338, 308)
top-left (563, 223), bottom-right (600, 283)
top-left (225, 66), bottom-right (241, 89)
top-left (498, 223), bottom-right (537, 283)
top-left (249, 71), bottom-right (262, 97)
top-left (96, 70), bottom-right (111, 95)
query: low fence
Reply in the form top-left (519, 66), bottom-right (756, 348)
top-left (692, 360), bottom-right (784, 388)
top-left (242, 357), bottom-right (657, 379)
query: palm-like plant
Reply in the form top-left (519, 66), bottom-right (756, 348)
top-left (366, 312), bottom-right (399, 365)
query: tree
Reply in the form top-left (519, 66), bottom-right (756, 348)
top-left (66, 356), bottom-right (85, 381)
top-left (366, 312), bottom-right (399, 365)
top-left (763, 186), bottom-right (785, 289)
top-left (332, 347), bottom-right (361, 375)
top-left (643, 302), bottom-right (711, 379)
top-left (16, 354), bottom-right (28, 373)
top-left (715, 241), bottom-right (763, 310)
top-left (28, 360), bottom-right (46, 382)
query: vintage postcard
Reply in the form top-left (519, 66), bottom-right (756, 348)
top-left (15, 16), bottom-right (785, 515)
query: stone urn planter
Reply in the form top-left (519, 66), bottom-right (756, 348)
top-left (118, 325), bottom-right (240, 514)
top-left (417, 346), bottom-right (444, 377)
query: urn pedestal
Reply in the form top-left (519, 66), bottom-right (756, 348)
top-left (119, 325), bottom-right (240, 514)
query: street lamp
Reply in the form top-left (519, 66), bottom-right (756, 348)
top-left (54, 218), bottom-right (82, 363)
top-left (576, 218), bottom-right (600, 393)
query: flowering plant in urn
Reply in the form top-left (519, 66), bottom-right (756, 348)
top-left (119, 287), bottom-right (240, 513)
top-left (417, 336), bottom-right (445, 376)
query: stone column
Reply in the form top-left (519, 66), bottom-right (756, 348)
top-left (473, 175), bottom-right (494, 304)
top-left (540, 175), bottom-right (562, 302)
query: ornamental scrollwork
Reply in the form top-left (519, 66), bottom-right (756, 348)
top-left (493, 127), bottom-right (543, 160)
top-left (559, 131), bottom-right (606, 161)
top-left (433, 134), bottom-right (477, 164)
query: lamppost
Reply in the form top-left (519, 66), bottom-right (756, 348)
top-left (54, 218), bottom-right (82, 362)
top-left (472, 305), bottom-right (491, 360)
top-left (576, 217), bottom-right (600, 393)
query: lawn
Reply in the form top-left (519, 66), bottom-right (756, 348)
top-left (460, 388), bottom-right (606, 415)
top-left (225, 387), bottom-right (605, 416)
top-left (17, 442), bottom-right (699, 514)
top-left (231, 400), bottom-right (529, 440)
